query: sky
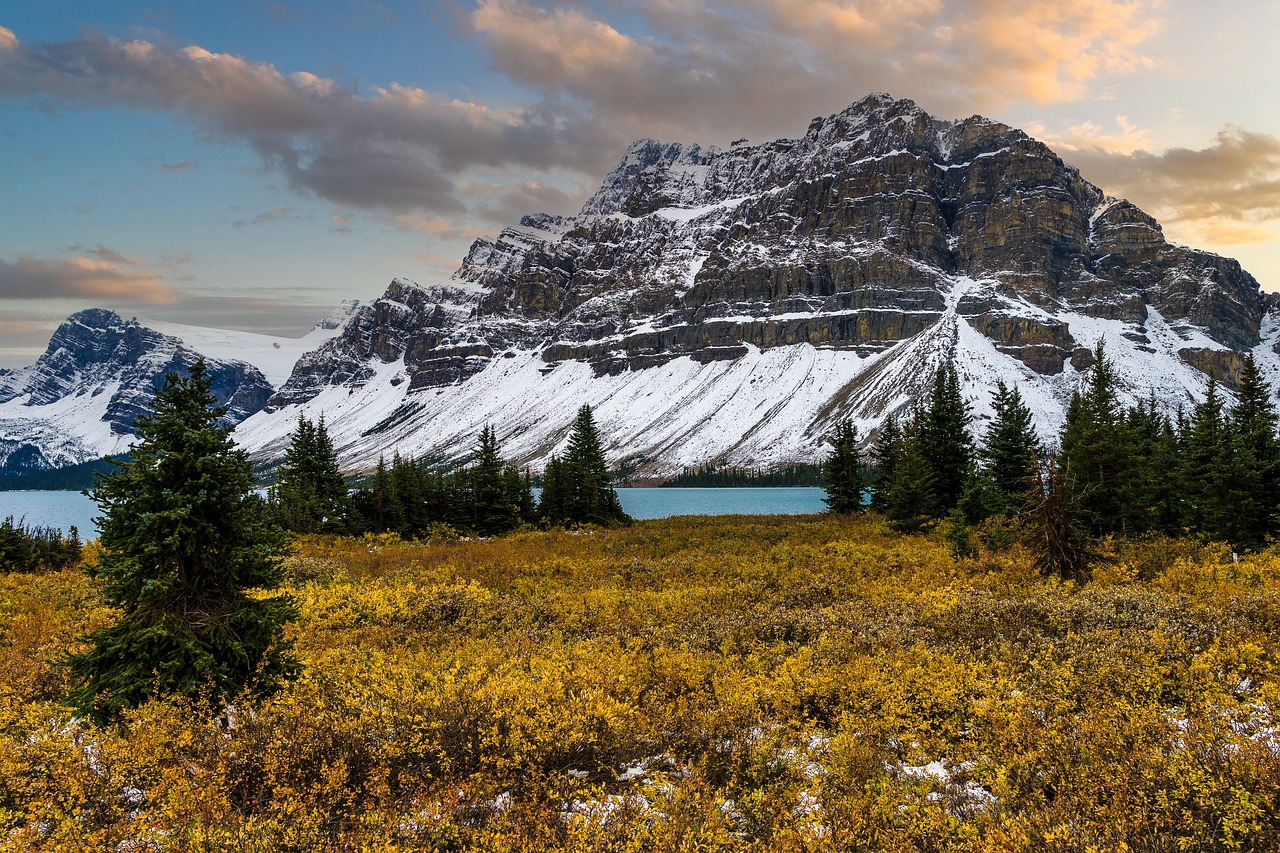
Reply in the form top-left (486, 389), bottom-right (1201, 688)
top-left (2, 0), bottom-right (1279, 368)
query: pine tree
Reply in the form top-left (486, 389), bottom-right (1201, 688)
top-left (885, 421), bottom-right (938, 533)
top-left (869, 413), bottom-right (903, 514)
top-left (271, 415), bottom-right (354, 534)
top-left (471, 425), bottom-right (519, 536)
top-left (553, 405), bottom-right (630, 526)
top-left (1182, 380), bottom-right (1251, 545)
top-left (1127, 399), bottom-right (1182, 535)
top-left (539, 455), bottom-right (569, 524)
top-left (822, 419), bottom-right (865, 514)
top-left (66, 361), bottom-right (298, 725)
top-left (1231, 355), bottom-right (1280, 547)
top-left (1058, 342), bottom-right (1135, 534)
top-left (983, 380), bottom-right (1040, 510)
top-left (919, 362), bottom-right (974, 511)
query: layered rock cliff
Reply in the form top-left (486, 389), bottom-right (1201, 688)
top-left (232, 94), bottom-right (1274, 475)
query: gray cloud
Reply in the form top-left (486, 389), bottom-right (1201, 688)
top-left (0, 253), bottom-right (181, 303)
top-left (135, 295), bottom-right (341, 337)
top-left (161, 159), bottom-right (198, 172)
top-left (233, 206), bottom-right (297, 228)
top-left (0, 26), bottom-right (615, 217)
top-left (1065, 127), bottom-right (1280, 244)
top-left (0, 2), bottom-right (1169, 227)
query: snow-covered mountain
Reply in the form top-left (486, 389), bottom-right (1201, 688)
top-left (0, 305), bottom-right (356, 476)
top-left (7, 94), bottom-right (1278, 479)
top-left (231, 93), bottom-right (1279, 476)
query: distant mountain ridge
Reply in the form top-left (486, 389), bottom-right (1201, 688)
top-left (4, 93), bottom-right (1277, 479)
top-left (0, 306), bottom-right (356, 477)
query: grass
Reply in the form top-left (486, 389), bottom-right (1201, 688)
top-left (3, 514), bottom-right (1280, 850)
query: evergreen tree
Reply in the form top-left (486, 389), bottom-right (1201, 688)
top-left (983, 380), bottom-right (1040, 509)
top-left (869, 414), bottom-right (903, 514)
top-left (66, 361), bottom-right (298, 725)
top-left (1058, 342), bottom-right (1136, 534)
top-left (539, 455), bottom-right (569, 524)
top-left (545, 405), bottom-right (630, 526)
top-left (1025, 453), bottom-right (1093, 582)
top-left (1231, 355), bottom-right (1280, 547)
top-left (919, 362), bottom-right (974, 511)
top-left (471, 425), bottom-right (519, 536)
top-left (271, 415), bottom-right (355, 534)
top-left (884, 422), bottom-right (938, 533)
top-left (1181, 380), bottom-right (1251, 545)
top-left (1127, 399), bottom-right (1182, 535)
top-left (822, 419), bottom-right (865, 513)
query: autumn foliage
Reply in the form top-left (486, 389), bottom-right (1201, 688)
top-left (5, 516), bottom-right (1280, 849)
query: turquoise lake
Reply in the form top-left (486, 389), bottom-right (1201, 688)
top-left (1, 487), bottom-right (828, 537)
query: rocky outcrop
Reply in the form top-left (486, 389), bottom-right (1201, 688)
top-left (0, 311), bottom-right (275, 475)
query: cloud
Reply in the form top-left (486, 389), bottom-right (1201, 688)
top-left (233, 206), bottom-right (297, 228)
top-left (1026, 115), bottom-right (1154, 155)
top-left (471, 0), bottom-right (1165, 139)
top-left (0, 253), bottom-right (181, 303)
top-left (137, 295), bottom-right (341, 337)
top-left (1065, 126), bottom-right (1280, 245)
top-left (0, 4), bottom-right (1166, 226)
top-left (0, 27), bottom-right (610, 217)
top-left (161, 159), bottom-right (198, 172)
top-left (87, 244), bottom-right (147, 265)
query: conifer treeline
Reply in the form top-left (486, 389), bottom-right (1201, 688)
top-left (823, 344), bottom-right (1280, 577)
top-left (664, 463), bottom-right (825, 487)
top-left (268, 405), bottom-right (630, 538)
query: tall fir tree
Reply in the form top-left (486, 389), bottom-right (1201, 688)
top-left (869, 413), bottom-right (903, 514)
top-left (919, 362), bottom-right (974, 511)
top-left (541, 405), bottom-right (629, 526)
top-left (471, 425), bottom-right (520, 536)
top-left (983, 380), bottom-right (1040, 510)
top-left (66, 361), bottom-right (298, 725)
top-left (565, 405), bottom-right (630, 526)
top-left (1181, 380), bottom-right (1252, 546)
top-left (538, 455), bottom-right (570, 524)
top-left (1127, 398), bottom-right (1182, 535)
top-left (271, 415), bottom-right (355, 534)
top-left (1058, 342), bottom-right (1136, 534)
top-left (884, 419), bottom-right (938, 532)
top-left (1231, 355), bottom-right (1280, 547)
top-left (822, 419), bottom-right (865, 514)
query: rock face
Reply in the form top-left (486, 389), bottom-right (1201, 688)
top-left (234, 94), bottom-right (1276, 476)
top-left (0, 310), bottom-right (274, 475)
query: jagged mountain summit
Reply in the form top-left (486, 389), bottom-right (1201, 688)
top-left (234, 93), bottom-right (1276, 476)
top-left (0, 307), bottom-right (356, 476)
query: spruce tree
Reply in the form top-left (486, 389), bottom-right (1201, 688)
top-left (471, 425), bottom-right (519, 536)
top-left (66, 361), bottom-right (298, 725)
top-left (919, 362), bottom-right (974, 511)
top-left (869, 413), bottom-right (903, 514)
top-left (564, 405), bottom-right (630, 526)
top-left (543, 405), bottom-right (630, 526)
top-left (983, 380), bottom-right (1040, 510)
top-left (885, 421), bottom-right (938, 533)
top-left (271, 415), bottom-right (354, 534)
top-left (538, 455), bottom-right (569, 524)
top-left (1058, 342), bottom-right (1135, 534)
top-left (822, 419), bottom-right (865, 513)
top-left (1182, 380), bottom-right (1251, 546)
top-left (1231, 355), bottom-right (1280, 547)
